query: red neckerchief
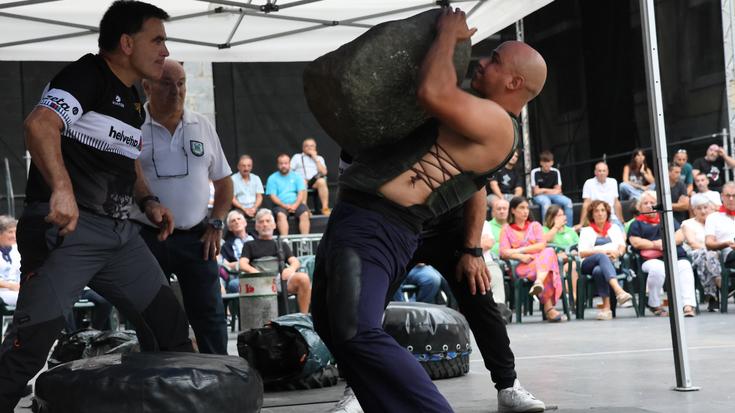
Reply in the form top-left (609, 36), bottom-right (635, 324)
top-left (720, 205), bottom-right (735, 216)
top-left (636, 213), bottom-right (660, 225)
top-left (590, 221), bottom-right (611, 237)
top-left (509, 221), bottom-right (530, 232)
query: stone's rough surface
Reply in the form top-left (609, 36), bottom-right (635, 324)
top-left (304, 8), bottom-right (471, 156)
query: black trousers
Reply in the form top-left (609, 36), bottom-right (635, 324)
top-left (409, 227), bottom-right (517, 390)
top-left (139, 226), bottom-right (228, 355)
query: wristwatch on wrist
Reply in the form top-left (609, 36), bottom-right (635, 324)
top-left (208, 218), bottom-right (224, 230)
top-left (458, 246), bottom-right (483, 257)
top-left (137, 195), bottom-right (160, 212)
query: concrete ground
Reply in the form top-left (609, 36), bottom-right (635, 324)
top-left (15, 305), bottom-right (735, 412)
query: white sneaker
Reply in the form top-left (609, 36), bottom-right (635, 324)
top-left (498, 379), bottom-right (546, 412)
top-left (329, 386), bottom-right (363, 413)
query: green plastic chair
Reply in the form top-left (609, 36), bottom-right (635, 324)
top-left (572, 246), bottom-right (639, 319)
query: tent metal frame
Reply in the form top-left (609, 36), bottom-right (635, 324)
top-left (0, 0), bottom-right (486, 50)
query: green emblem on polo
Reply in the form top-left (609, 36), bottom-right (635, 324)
top-left (190, 140), bottom-right (204, 157)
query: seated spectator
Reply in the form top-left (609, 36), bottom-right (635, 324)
top-left (220, 210), bottom-right (255, 293)
top-left (628, 191), bottom-right (697, 317)
top-left (266, 154), bottom-right (310, 235)
top-left (291, 138), bottom-right (331, 216)
top-left (531, 150), bottom-right (573, 225)
top-left (581, 162), bottom-right (624, 230)
top-left (619, 148), bottom-right (655, 201)
top-left (392, 264), bottom-right (442, 303)
top-left (690, 173), bottom-right (721, 208)
top-left (542, 205), bottom-right (579, 300)
top-left (682, 197), bottom-right (721, 311)
top-left (672, 149), bottom-right (694, 194)
top-left (577, 200), bottom-right (632, 320)
top-left (231, 154), bottom-right (264, 219)
top-left (692, 144), bottom-right (735, 192)
top-left (487, 198), bottom-right (510, 256)
top-left (704, 182), bottom-right (735, 300)
top-left (487, 150), bottom-right (523, 207)
top-left (0, 216), bottom-right (20, 307)
top-left (481, 219), bottom-right (507, 307)
top-left (499, 197), bottom-right (564, 322)
top-left (239, 209), bottom-right (312, 313)
top-left (668, 163), bottom-right (690, 224)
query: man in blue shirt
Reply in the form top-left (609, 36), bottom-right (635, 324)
top-left (266, 153), bottom-right (310, 235)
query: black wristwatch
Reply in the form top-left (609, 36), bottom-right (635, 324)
top-left (208, 218), bottom-right (224, 230)
top-left (137, 195), bottom-right (160, 212)
top-left (458, 247), bottom-right (483, 257)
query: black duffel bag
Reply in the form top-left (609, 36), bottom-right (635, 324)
top-left (33, 352), bottom-right (263, 413)
top-left (238, 313), bottom-right (338, 390)
top-left (383, 302), bottom-right (472, 380)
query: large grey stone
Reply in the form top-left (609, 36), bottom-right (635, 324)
top-left (303, 8), bottom-right (471, 156)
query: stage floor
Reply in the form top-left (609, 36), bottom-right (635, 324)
top-left (16, 305), bottom-right (735, 412)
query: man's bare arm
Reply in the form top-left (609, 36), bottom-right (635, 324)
top-left (24, 107), bottom-right (78, 235)
top-left (254, 193), bottom-right (263, 210)
top-left (614, 198), bottom-right (624, 224)
top-left (416, 9), bottom-right (514, 158)
top-left (489, 180), bottom-right (503, 197)
top-left (201, 177), bottom-right (234, 260)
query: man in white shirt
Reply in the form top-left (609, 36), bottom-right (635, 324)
top-left (580, 161), bottom-right (624, 229)
top-left (135, 59), bottom-right (233, 355)
top-left (231, 154), bottom-right (264, 219)
top-left (291, 138), bottom-right (331, 215)
top-left (691, 173), bottom-right (722, 208)
top-left (705, 182), bottom-right (735, 268)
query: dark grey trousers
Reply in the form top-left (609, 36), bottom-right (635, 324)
top-left (0, 204), bottom-right (192, 411)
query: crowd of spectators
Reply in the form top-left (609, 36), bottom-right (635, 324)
top-left (5, 142), bottom-right (735, 330)
top-left (478, 143), bottom-right (735, 320)
top-left (229, 137), bottom-right (332, 236)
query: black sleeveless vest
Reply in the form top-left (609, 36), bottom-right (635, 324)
top-left (339, 113), bottom-right (520, 224)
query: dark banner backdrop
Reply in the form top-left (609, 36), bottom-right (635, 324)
top-left (211, 62), bottom-right (341, 190)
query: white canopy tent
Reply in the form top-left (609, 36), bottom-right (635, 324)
top-left (0, 0), bottom-right (553, 62)
top-left (0, 0), bottom-right (700, 392)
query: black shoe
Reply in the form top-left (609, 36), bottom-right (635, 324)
top-left (497, 303), bottom-right (513, 325)
top-left (707, 295), bottom-right (719, 312)
top-left (21, 384), bottom-right (32, 397)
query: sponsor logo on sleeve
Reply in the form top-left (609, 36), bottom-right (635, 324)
top-left (109, 125), bottom-right (140, 148)
top-left (45, 95), bottom-right (72, 112)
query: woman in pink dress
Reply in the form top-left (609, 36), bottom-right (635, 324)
top-left (500, 197), bottom-right (564, 321)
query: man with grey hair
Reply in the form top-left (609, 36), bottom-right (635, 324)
top-left (232, 154), bottom-right (264, 218)
top-left (238, 209), bottom-right (311, 313)
top-left (705, 181), bottom-right (735, 269)
top-left (135, 59), bottom-right (233, 355)
top-left (0, 215), bottom-right (20, 307)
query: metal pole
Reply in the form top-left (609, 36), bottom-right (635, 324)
top-left (729, 127), bottom-right (735, 181)
top-left (722, 0), bottom-right (735, 182)
top-left (639, 0), bottom-right (698, 392)
top-left (516, 19), bottom-right (533, 197)
top-left (3, 158), bottom-right (14, 217)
